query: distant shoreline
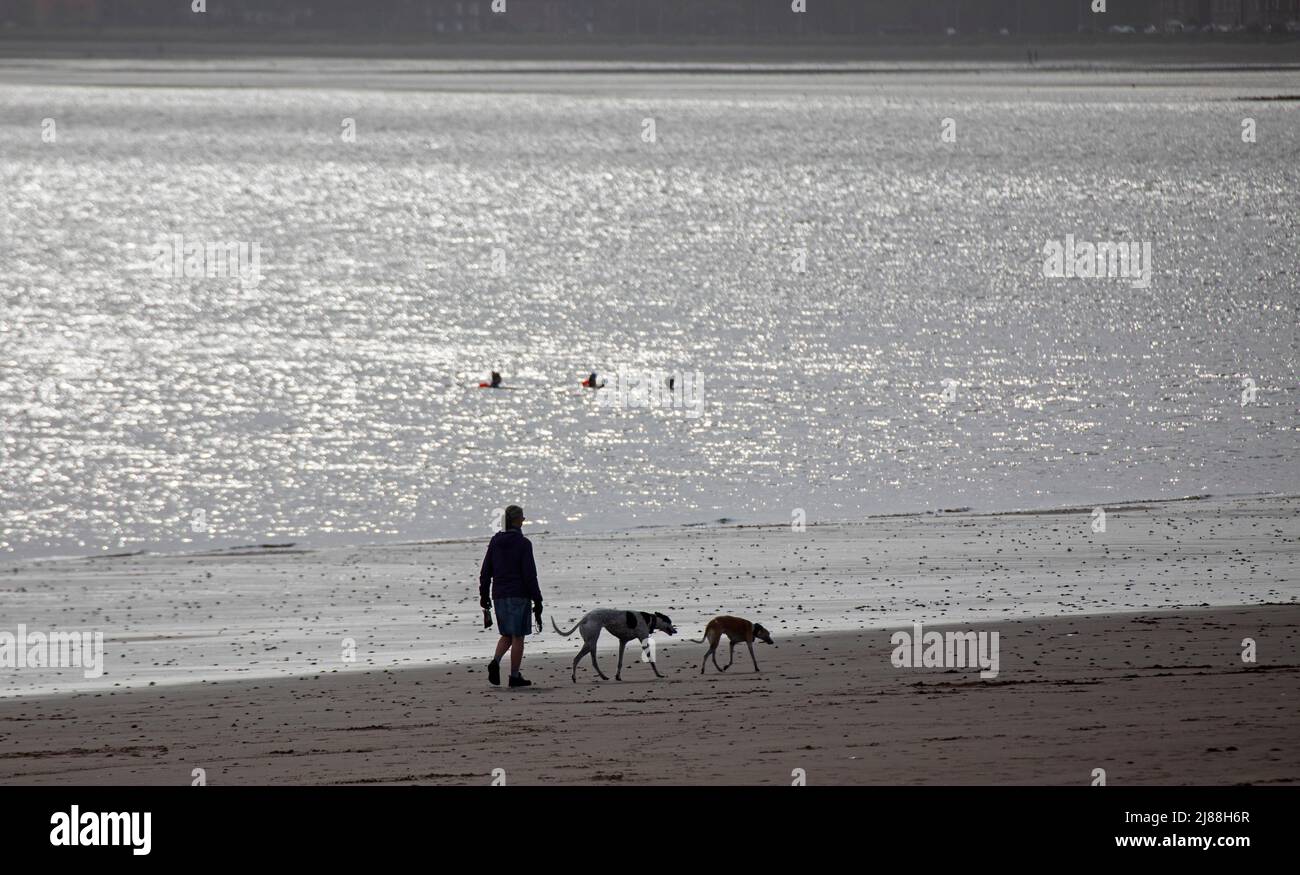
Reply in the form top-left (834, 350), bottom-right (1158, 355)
top-left (2, 30), bottom-right (1300, 67)
top-left (5, 38), bottom-right (1299, 93)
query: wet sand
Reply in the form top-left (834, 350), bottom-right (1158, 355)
top-left (0, 604), bottom-right (1295, 785)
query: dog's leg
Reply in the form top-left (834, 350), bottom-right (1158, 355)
top-left (644, 636), bottom-right (665, 679)
top-left (571, 643), bottom-right (589, 683)
top-left (615, 638), bottom-right (628, 681)
top-left (747, 640), bottom-right (760, 673)
top-left (711, 640), bottom-right (726, 673)
top-left (589, 637), bottom-right (609, 681)
top-left (723, 639), bottom-right (738, 672)
top-left (700, 630), bottom-right (718, 674)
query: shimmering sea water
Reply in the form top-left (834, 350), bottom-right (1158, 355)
top-left (2, 63), bottom-right (1297, 560)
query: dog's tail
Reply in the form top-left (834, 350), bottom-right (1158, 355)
top-left (551, 616), bottom-right (582, 637)
top-left (689, 620), bottom-right (714, 643)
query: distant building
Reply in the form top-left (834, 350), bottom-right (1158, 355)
top-left (31, 0), bottom-right (100, 27)
top-left (1162, 0), bottom-right (1300, 27)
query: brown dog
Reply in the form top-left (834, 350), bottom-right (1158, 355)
top-left (691, 615), bottom-right (775, 674)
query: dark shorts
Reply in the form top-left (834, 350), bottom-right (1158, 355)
top-left (495, 597), bottom-right (532, 637)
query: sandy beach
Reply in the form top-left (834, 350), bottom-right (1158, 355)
top-left (0, 604), bottom-right (1294, 785)
top-left (1, 494), bottom-right (1296, 785)
top-left (3, 494), bottom-right (1297, 697)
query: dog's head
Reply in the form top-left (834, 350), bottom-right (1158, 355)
top-left (653, 612), bottom-right (677, 635)
top-left (753, 623), bottom-right (775, 646)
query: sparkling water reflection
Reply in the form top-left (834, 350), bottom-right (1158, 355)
top-left (1, 72), bottom-right (1297, 560)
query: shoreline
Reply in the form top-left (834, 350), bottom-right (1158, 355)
top-left (1, 604), bottom-right (1294, 784)
top-left (5, 489), bottom-right (1290, 571)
